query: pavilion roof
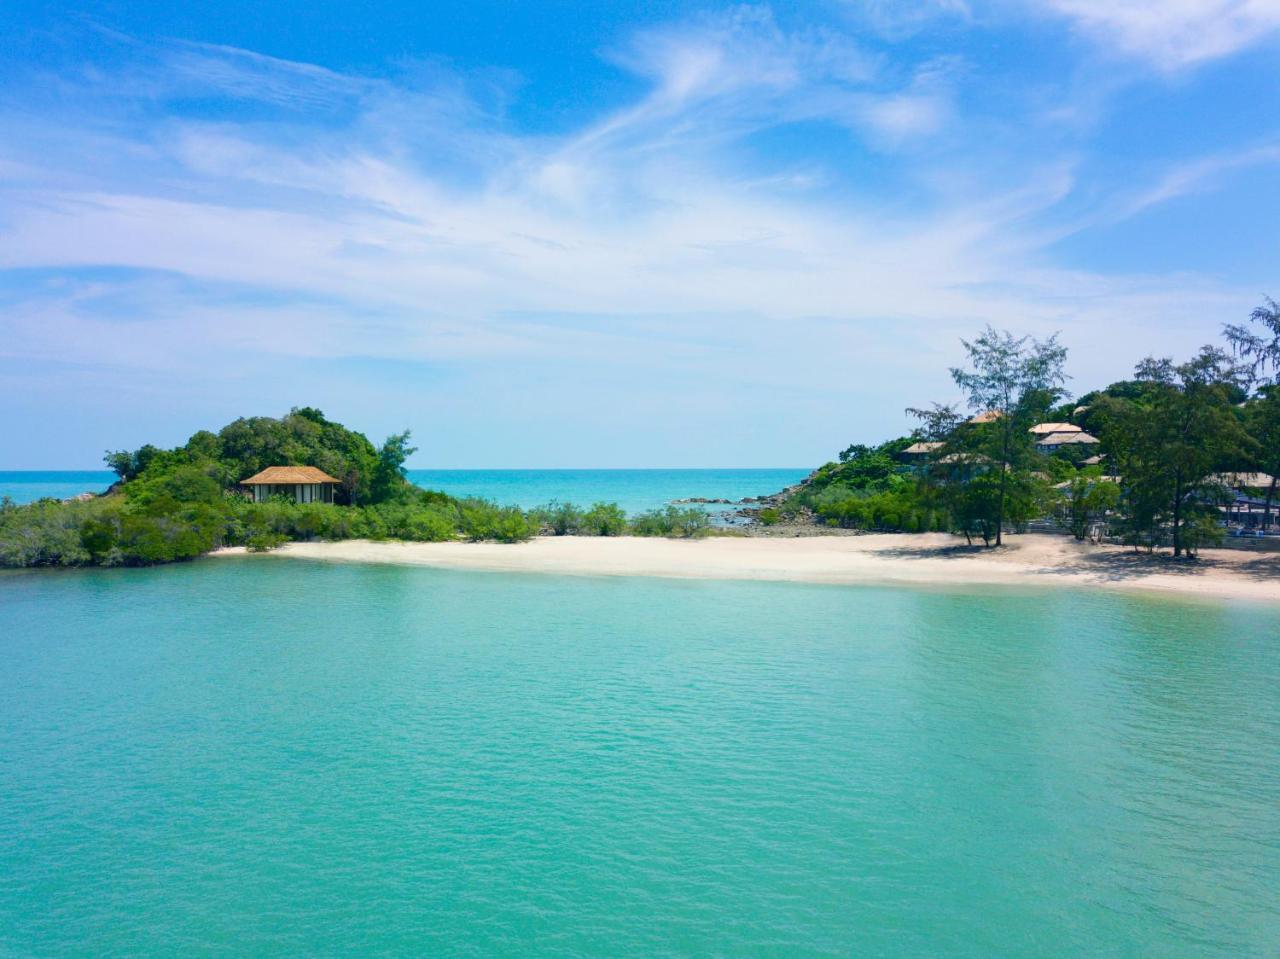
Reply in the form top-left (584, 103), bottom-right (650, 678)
top-left (1029, 422), bottom-right (1082, 435)
top-left (241, 465), bottom-right (340, 485)
top-left (1036, 431), bottom-right (1099, 447)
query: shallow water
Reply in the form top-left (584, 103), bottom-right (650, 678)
top-left (1, 560), bottom-right (1277, 957)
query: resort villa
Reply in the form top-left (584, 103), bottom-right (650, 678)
top-left (1030, 422), bottom-right (1100, 454)
top-left (241, 466), bottom-right (340, 504)
top-left (900, 441), bottom-right (944, 470)
top-left (898, 421), bottom-right (1100, 468)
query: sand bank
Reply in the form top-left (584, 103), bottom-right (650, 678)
top-left (211, 533), bottom-right (1280, 604)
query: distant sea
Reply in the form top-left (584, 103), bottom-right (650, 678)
top-left (0, 468), bottom-right (808, 512)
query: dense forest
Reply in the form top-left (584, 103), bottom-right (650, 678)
top-left (0, 408), bottom-right (710, 567)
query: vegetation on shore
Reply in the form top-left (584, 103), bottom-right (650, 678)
top-left (4, 300), bottom-right (1277, 568)
top-left (0, 410), bottom-right (715, 569)
top-left (776, 299), bottom-right (1280, 556)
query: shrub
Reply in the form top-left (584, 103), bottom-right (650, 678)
top-left (580, 502), bottom-right (628, 536)
top-left (247, 531), bottom-right (287, 552)
top-left (630, 506), bottom-right (710, 538)
top-left (535, 500), bottom-right (584, 535)
top-left (458, 499), bottom-right (537, 542)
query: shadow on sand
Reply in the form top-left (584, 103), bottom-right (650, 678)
top-left (873, 541), bottom-right (1280, 584)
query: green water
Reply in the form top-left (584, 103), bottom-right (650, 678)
top-left (2, 561), bottom-right (1277, 957)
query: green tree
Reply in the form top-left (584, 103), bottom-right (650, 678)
top-left (1225, 297), bottom-right (1280, 528)
top-left (104, 444), bottom-right (161, 482)
top-left (372, 431), bottom-right (417, 503)
top-left (1224, 296), bottom-right (1280, 384)
top-left (1104, 349), bottom-right (1248, 557)
top-left (948, 328), bottom-right (1068, 546)
top-left (536, 501), bottom-right (584, 535)
top-left (581, 502), bottom-right (628, 536)
top-left (1243, 388), bottom-right (1280, 527)
top-left (1062, 470), bottom-right (1121, 541)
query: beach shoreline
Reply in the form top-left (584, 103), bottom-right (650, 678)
top-left (211, 533), bottom-right (1280, 604)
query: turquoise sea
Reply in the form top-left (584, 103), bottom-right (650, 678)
top-left (2, 559), bottom-right (1277, 957)
top-left (0, 469), bottom-right (807, 512)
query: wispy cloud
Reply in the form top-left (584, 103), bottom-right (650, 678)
top-left (1119, 141), bottom-right (1280, 214)
top-left (0, 5), bottom-right (1274, 464)
top-left (1042, 0), bottom-right (1280, 69)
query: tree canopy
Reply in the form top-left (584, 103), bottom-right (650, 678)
top-left (106, 407), bottom-right (400, 505)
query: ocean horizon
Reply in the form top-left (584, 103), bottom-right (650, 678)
top-left (0, 468), bottom-right (810, 513)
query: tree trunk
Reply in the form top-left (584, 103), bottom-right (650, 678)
top-left (995, 430), bottom-right (1009, 547)
top-left (1266, 476), bottom-right (1276, 531)
top-left (1172, 473), bottom-right (1183, 558)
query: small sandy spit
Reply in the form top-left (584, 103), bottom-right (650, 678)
top-left (211, 533), bottom-right (1280, 604)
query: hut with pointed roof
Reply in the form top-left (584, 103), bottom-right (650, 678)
top-left (241, 466), bottom-right (339, 504)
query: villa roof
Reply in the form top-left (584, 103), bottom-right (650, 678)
top-left (1036, 431), bottom-right (1099, 447)
top-left (1209, 471), bottom-right (1275, 489)
top-left (1029, 422), bottom-right (1081, 435)
top-left (1080, 454), bottom-right (1105, 466)
top-left (1053, 475), bottom-right (1119, 490)
top-left (966, 410), bottom-right (1003, 424)
top-left (902, 441), bottom-right (944, 455)
top-left (241, 465), bottom-right (340, 485)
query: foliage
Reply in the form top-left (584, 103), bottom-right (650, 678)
top-left (1060, 470), bottom-right (1121, 541)
top-left (1224, 296), bottom-right (1280, 387)
top-left (105, 407), bottom-right (401, 506)
top-left (1243, 387), bottom-right (1280, 523)
top-left (1098, 348), bottom-right (1249, 556)
top-left (533, 501), bottom-right (585, 535)
top-left (580, 502), bottom-right (628, 536)
top-left (947, 327), bottom-right (1068, 546)
top-left (457, 499), bottom-right (540, 543)
top-left (2, 409), bottom-right (557, 568)
top-left (372, 431), bottom-right (418, 504)
top-left (629, 506), bottom-right (710, 538)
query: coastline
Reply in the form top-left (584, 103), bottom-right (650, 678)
top-left (211, 533), bottom-right (1280, 604)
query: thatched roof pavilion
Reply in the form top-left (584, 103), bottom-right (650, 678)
top-left (241, 466), bottom-right (339, 504)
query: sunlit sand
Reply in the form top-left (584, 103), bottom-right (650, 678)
top-left (213, 533), bottom-right (1280, 604)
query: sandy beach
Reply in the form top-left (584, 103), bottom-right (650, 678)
top-left (212, 533), bottom-right (1280, 603)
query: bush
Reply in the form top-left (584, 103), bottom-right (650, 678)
top-left (535, 501), bottom-right (583, 535)
top-left (458, 499), bottom-right (538, 542)
top-left (758, 507), bottom-right (781, 526)
top-left (247, 532), bottom-right (287, 552)
top-left (629, 506), bottom-right (710, 538)
top-left (0, 478), bottom-right (542, 568)
top-left (0, 500), bottom-right (91, 566)
top-left (580, 502), bottom-right (628, 536)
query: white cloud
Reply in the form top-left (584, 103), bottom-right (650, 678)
top-left (0, 10), bottom-right (1271, 461)
top-left (1121, 141), bottom-right (1280, 213)
top-left (1043, 0), bottom-right (1280, 69)
top-left (843, 0), bottom-right (973, 39)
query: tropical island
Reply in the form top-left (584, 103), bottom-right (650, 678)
top-left (3, 307), bottom-right (1279, 601)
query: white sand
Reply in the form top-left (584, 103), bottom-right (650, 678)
top-left (211, 533), bottom-right (1280, 604)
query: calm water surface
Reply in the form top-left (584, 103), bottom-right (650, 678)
top-left (0, 470), bottom-right (117, 503)
top-left (1, 561), bottom-right (1277, 957)
top-left (0, 469), bottom-right (807, 511)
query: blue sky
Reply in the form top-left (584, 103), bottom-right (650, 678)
top-left (2, 1), bottom-right (1278, 467)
